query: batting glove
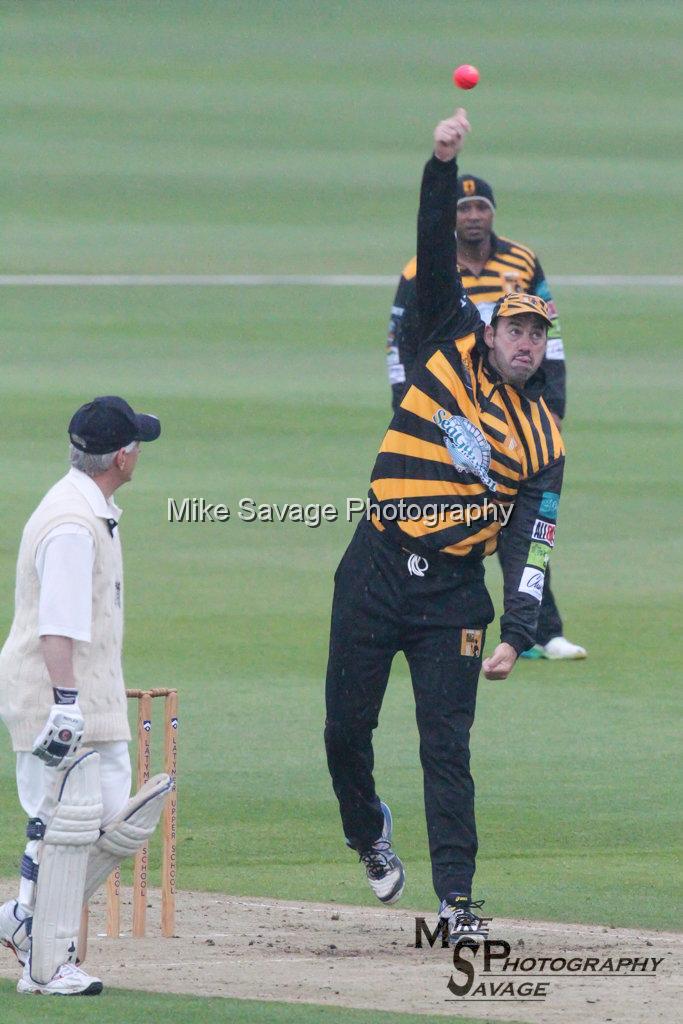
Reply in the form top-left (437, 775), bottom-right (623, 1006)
top-left (32, 688), bottom-right (84, 768)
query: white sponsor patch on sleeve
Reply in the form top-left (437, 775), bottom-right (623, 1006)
top-left (387, 346), bottom-right (406, 383)
top-left (519, 566), bottom-right (545, 602)
top-left (532, 519), bottom-right (556, 546)
top-left (391, 305), bottom-right (405, 317)
top-left (545, 338), bottom-right (565, 361)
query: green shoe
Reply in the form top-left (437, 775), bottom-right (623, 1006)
top-left (519, 645), bottom-right (544, 659)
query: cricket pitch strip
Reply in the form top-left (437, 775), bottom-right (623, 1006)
top-left (0, 882), bottom-right (679, 1022)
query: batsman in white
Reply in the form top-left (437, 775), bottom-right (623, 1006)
top-left (0, 396), bottom-right (172, 995)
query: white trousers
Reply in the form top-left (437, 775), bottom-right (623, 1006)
top-left (16, 741), bottom-right (132, 827)
top-left (15, 742), bottom-right (131, 915)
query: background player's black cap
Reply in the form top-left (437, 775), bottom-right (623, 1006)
top-left (69, 396), bottom-right (161, 454)
top-left (456, 174), bottom-right (496, 210)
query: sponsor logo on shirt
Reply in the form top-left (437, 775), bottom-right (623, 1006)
top-left (545, 337), bottom-right (565, 361)
top-left (387, 344), bottom-right (406, 384)
top-left (502, 270), bottom-right (522, 292)
top-left (527, 542), bottom-right (551, 571)
top-left (539, 491), bottom-right (559, 520)
top-left (407, 554), bottom-right (429, 577)
top-left (460, 628), bottom-right (483, 657)
top-left (532, 519), bottom-right (556, 546)
top-left (433, 411), bottom-right (497, 492)
top-left (519, 566), bottom-right (545, 602)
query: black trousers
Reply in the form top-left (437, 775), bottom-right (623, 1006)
top-left (497, 531), bottom-right (563, 646)
top-left (324, 520), bottom-right (494, 901)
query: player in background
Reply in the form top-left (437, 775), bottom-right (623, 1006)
top-left (385, 176), bottom-right (585, 661)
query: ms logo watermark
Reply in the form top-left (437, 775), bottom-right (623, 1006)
top-left (414, 917), bottom-right (665, 1003)
top-left (415, 921), bottom-right (548, 1000)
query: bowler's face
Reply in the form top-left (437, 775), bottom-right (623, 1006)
top-left (484, 314), bottom-right (547, 387)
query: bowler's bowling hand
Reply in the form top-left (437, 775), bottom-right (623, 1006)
top-left (482, 642), bottom-right (518, 680)
top-left (433, 108), bottom-right (470, 162)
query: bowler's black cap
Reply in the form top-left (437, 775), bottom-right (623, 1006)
top-left (69, 396), bottom-right (161, 454)
top-left (456, 174), bottom-right (496, 209)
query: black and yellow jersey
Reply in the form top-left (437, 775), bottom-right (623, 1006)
top-left (387, 228), bottom-right (566, 416)
top-left (398, 234), bottom-right (543, 321)
top-left (372, 330), bottom-right (564, 558)
top-left (370, 155), bottom-right (565, 654)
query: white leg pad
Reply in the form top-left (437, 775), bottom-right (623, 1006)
top-left (30, 750), bottom-right (103, 985)
top-left (83, 773), bottom-right (173, 903)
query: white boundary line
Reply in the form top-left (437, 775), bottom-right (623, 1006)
top-left (0, 274), bottom-right (681, 287)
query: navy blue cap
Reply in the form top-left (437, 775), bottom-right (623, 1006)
top-left (456, 174), bottom-right (496, 209)
top-left (69, 396), bottom-right (161, 454)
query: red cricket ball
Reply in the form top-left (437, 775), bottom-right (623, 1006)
top-left (453, 64), bottom-right (479, 90)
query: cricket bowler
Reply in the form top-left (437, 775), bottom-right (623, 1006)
top-left (324, 109), bottom-right (565, 944)
top-left (385, 167), bottom-right (584, 661)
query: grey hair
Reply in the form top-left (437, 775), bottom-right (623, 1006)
top-left (69, 441), bottom-right (137, 478)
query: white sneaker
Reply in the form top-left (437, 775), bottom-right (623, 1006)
top-left (439, 896), bottom-right (489, 944)
top-left (542, 636), bottom-right (587, 660)
top-left (359, 801), bottom-right (406, 904)
top-left (0, 900), bottom-right (31, 966)
top-left (18, 960), bottom-right (103, 995)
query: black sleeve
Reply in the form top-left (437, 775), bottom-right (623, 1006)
top-left (387, 274), bottom-right (416, 411)
top-left (499, 457), bottom-right (564, 654)
top-left (388, 276), bottom-right (420, 412)
top-left (391, 384), bottom-right (405, 413)
top-left (531, 258), bottom-right (567, 419)
top-left (542, 360), bottom-right (567, 420)
top-left (416, 155), bottom-right (480, 346)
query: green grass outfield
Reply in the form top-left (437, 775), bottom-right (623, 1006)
top-left (0, 980), bottom-right (508, 1024)
top-left (1, 283), bottom-right (680, 936)
top-left (0, 1), bottom-right (681, 1017)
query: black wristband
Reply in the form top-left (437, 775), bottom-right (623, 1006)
top-left (53, 686), bottom-right (79, 705)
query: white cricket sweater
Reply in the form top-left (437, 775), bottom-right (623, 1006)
top-left (0, 473), bottom-right (131, 750)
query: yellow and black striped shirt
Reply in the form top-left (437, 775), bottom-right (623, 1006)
top-left (400, 233), bottom-right (540, 322)
top-left (371, 329), bottom-right (564, 559)
top-left (369, 154), bottom-right (566, 654)
top-left (370, 154), bottom-right (564, 561)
